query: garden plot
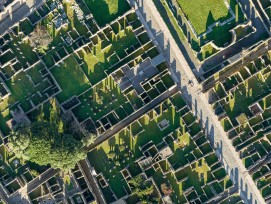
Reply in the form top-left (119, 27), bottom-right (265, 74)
top-left (155, 0), bottom-right (249, 61)
top-left (209, 50), bottom-right (271, 200)
top-left (177, 0), bottom-right (231, 35)
top-left (87, 92), bottom-right (239, 203)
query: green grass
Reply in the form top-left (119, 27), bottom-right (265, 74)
top-left (72, 76), bottom-right (127, 122)
top-left (198, 43), bottom-right (219, 61)
top-left (127, 90), bottom-right (144, 109)
top-left (4, 68), bottom-right (56, 111)
top-left (50, 55), bottom-right (91, 103)
top-left (27, 98), bottom-right (59, 122)
top-left (19, 18), bottom-right (34, 35)
top-left (154, 0), bottom-right (246, 62)
top-left (0, 103), bottom-right (12, 136)
top-left (171, 92), bottom-right (186, 110)
top-left (79, 26), bottom-right (138, 85)
top-left (17, 39), bottom-right (39, 65)
top-left (177, 0), bottom-right (230, 35)
top-left (26, 63), bottom-right (44, 85)
top-left (223, 75), bottom-right (269, 119)
top-left (84, 0), bottom-right (130, 27)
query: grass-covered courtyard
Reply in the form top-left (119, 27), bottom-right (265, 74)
top-left (72, 76), bottom-right (127, 122)
top-left (78, 26), bottom-right (138, 85)
top-left (84, 0), bottom-right (130, 27)
top-left (177, 0), bottom-right (230, 35)
top-left (50, 55), bottom-right (91, 103)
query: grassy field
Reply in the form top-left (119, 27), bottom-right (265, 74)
top-left (50, 55), bottom-right (91, 103)
top-left (84, 0), bottom-right (130, 27)
top-left (177, 0), bottom-right (230, 34)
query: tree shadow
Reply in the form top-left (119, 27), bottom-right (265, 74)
top-left (108, 137), bottom-right (116, 151)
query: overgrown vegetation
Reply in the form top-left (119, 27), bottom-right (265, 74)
top-left (29, 24), bottom-right (52, 54)
top-left (129, 175), bottom-right (158, 203)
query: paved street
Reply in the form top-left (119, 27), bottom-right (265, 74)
top-left (79, 160), bottom-right (106, 204)
top-left (129, 0), bottom-right (266, 203)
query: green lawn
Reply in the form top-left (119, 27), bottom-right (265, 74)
top-left (26, 63), bottom-right (44, 85)
top-left (50, 55), bottom-right (91, 103)
top-left (72, 76), bottom-right (127, 122)
top-left (84, 0), bottom-right (131, 27)
top-left (177, 0), bottom-right (230, 34)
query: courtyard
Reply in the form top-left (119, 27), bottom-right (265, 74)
top-left (177, 0), bottom-right (231, 35)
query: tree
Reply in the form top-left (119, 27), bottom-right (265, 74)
top-left (8, 121), bottom-right (86, 172)
top-left (29, 23), bottom-right (52, 54)
top-left (81, 133), bottom-right (97, 147)
top-left (161, 183), bottom-right (172, 196)
top-left (108, 152), bottom-right (116, 159)
top-left (128, 175), bottom-right (158, 203)
top-left (119, 144), bottom-right (126, 152)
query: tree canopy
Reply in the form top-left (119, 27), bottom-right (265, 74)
top-left (128, 175), bottom-right (158, 203)
top-left (9, 121), bottom-right (86, 172)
